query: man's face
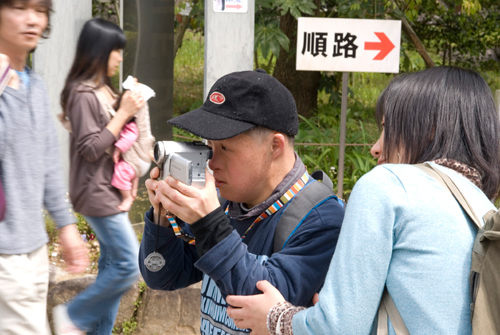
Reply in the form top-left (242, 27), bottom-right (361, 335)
top-left (0, 1), bottom-right (48, 54)
top-left (207, 132), bottom-right (274, 207)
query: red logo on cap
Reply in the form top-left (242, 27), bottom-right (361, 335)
top-left (210, 92), bottom-right (225, 105)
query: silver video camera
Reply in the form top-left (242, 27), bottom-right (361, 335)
top-left (153, 141), bottom-right (213, 188)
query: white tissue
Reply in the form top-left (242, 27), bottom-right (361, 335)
top-left (122, 75), bottom-right (156, 101)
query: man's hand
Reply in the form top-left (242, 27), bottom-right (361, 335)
top-left (152, 169), bottom-right (220, 224)
top-left (226, 280), bottom-right (286, 334)
top-left (58, 224), bottom-right (89, 273)
top-left (145, 166), bottom-right (161, 219)
top-left (0, 54), bottom-right (19, 90)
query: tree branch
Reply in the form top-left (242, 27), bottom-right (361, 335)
top-left (400, 15), bottom-right (436, 68)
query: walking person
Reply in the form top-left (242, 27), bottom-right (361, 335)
top-left (0, 1), bottom-right (88, 334)
top-left (226, 66), bottom-right (500, 335)
top-left (54, 18), bottom-right (144, 335)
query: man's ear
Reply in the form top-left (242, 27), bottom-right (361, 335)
top-left (271, 133), bottom-right (286, 159)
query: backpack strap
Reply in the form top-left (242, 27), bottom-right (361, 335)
top-left (377, 288), bottom-right (410, 335)
top-left (273, 175), bottom-right (337, 253)
top-left (416, 163), bottom-right (482, 228)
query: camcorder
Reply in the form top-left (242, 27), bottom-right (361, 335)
top-left (153, 141), bottom-right (213, 188)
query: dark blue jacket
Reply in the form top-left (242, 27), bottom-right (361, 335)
top-left (139, 180), bottom-right (344, 334)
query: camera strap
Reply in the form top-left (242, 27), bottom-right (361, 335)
top-left (165, 171), bottom-right (310, 245)
top-left (144, 203), bottom-right (167, 272)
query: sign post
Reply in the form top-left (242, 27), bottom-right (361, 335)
top-left (296, 18), bottom-right (401, 197)
top-left (205, 0), bottom-right (254, 98)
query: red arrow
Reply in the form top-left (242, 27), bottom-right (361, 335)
top-left (364, 32), bottom-right (395, 60)
top-left (226, 4), bottom-right (242, 9)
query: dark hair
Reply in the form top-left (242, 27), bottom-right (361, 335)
top-left (61, 18), bottom-right (126, 113)
top-left (0, 0), bottom-right (53, 38)
top-left (375, 66), bottom-right (500, 199)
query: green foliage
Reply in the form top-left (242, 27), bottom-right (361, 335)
top-left (118, 319), bottom-right (137, 335)
top-left (273, 0), bottom-right (317, 18)
top-left (255, 19), bottom-right (289, 59)
top-left (44, 211), bottom-right (58, 244)
top-left (75, 213), bottom-right (95, 240)
top-left (173, 30), bottom-right (204, 116)
top-left (112, 281), bottom-right (147, 334)
top-left (92, 0), bottom-right (120, 25)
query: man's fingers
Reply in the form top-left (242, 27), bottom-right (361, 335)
top-left (150, 166), bottom-right (160, 179)
top-left (255, 280), bottom-right (274, 293)
top-left (312, 293), bottom-right (320, 305)
top-left (156, 181), bottom-right (186, 214)
top-left (233, 319), bottom-right (250, 331)
top-left (226, 295), bottom-right (248, 308)
top-left (164, 176), bottom-right (199, 198)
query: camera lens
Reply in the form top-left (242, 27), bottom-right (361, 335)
top-left (153, 142), bottom-right (164, 163)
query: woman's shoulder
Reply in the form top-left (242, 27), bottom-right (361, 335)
top-left (73, 82), bottom-right (97, 94)
top-left (67, 82), bottom-right (99, 103)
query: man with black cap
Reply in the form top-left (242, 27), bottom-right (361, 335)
top-left (139, 70), bottom-right (344, 335)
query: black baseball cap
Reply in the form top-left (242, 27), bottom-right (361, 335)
top-left (167, 69), bottom-right (298, 140)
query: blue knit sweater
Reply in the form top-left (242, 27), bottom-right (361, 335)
top-left (292, 163), bottom-right (494, 335)
top-left (0, 69), bottom-right (74, 254)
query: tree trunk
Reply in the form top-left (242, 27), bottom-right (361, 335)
top-left (173, 14), bottom-right (191, 58)
top-left (273, 13), bottom-right (321, 118)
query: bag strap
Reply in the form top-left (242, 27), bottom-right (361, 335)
top-left (273, 173), bottom-right (337, 253)
top-left (416, 163), bottom-right (482, 228)
top-left (377, 288), bottom-right (410, 335)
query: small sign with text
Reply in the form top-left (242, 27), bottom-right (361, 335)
top-left (296, 18), bottom-right (401, 73)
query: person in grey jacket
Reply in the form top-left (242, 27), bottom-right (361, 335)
top-left (0, 1), bottom-right (88, 334)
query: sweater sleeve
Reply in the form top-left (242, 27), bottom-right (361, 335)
top-left (67, 90), bottom-right (117, 163)
top-left (0, 102), bottom-right (5, 162)
top-left (138, 207), bottom-right (204, 290)
top-left (41, 86), bottom-right (75, 229)
top-left (115, 121), bottom-right (139, 153)
top-left (292, 166), bottom-right (407, 334)
top-left (43, 117), bottom-right (75, 229)
top-left (194, 196), bottom-right (345, 307)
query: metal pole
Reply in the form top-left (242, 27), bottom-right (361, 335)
top-left (337, 72), bottom-right (349, 198)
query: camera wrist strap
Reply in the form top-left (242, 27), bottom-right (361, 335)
top-left (165, 171), bottom-right (310, 245)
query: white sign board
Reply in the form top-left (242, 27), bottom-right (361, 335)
top-left (213, 0), bottom-right (248, 13)
top-left (296, 18), bottom-right (401, 73)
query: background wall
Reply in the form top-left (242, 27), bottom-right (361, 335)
top-left (33, 0), bottom-right (92, 182)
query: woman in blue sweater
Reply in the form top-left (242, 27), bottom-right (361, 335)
top-left (225, 66), bottom-right (500, 335)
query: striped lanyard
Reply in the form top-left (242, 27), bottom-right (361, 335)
top-left (167, 172), bottom-right (310, 245)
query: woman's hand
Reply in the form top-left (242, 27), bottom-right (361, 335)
top-left (226, 280), bottom-right (286, 334)
top-left (112, 147), bottom-right (122, 164)
top-left (106, 90), bottom-right (145, 137)
top-left (117, 89), bottom-right (145, 119)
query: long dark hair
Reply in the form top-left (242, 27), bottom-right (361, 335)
top-left (0, 0), bottom-right (53, 38)
top-left (61, 18), bottom-right (126, 113)
top-left (375, 66), bottom-right (500, 199)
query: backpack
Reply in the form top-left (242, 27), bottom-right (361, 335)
top-left (218, 170), bottom-right (344, 253)
top-left (273, 170), bottom-right (344, 253)
top-left (377, 163), bottom-right (500, 335)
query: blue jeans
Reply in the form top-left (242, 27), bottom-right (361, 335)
top-left (67, 212), bottom-right (139, 334)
